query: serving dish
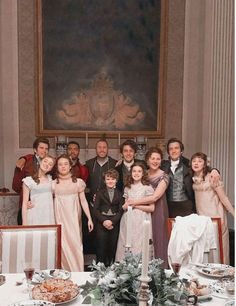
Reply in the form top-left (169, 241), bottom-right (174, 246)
top-left (32, 270), bottom-right (71, 284)
top-left (32, 279), bottom-right (79, 304)
top-left (196, 263), bottom-right (234, 278)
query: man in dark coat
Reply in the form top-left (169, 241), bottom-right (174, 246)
top-left (162, 137), bottom-right (219, 217)
top-left (84, 138), bottom-right (117, 254)
top-left (115, 139), bottom-right (146, 192)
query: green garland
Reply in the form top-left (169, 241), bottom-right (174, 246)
top-left (80, 253), bottom-right (189, 305)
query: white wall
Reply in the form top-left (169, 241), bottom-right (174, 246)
top-left (182, 0), bottom-right (234, 228)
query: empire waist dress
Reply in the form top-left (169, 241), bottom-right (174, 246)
top-left (22, 175), bottom-right (55, 225)
top-left (53, 178), bottom-right (85, 271)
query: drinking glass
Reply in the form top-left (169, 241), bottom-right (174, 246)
top-left (168, 256), bottom-right (182, 276)
top-left (23, 262), bottom-right (35, 296)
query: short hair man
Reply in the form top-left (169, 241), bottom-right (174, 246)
top-left (85, 138), bottom-right (117, 204)
top-left (67, 141), bottom-right (89, 182)
top-left (115, 139), bottom-right (146, 192)
top-left (161, 137), bottom-right (219, 217)
top-left (12, 137), bottom-right (50, 224)
top-left (84, 138), bottom-right (117, 254)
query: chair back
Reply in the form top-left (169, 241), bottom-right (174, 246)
top-left (0, 225), bottom-right (61, 273)
top-left (167, 217), bottom-right (224, 264)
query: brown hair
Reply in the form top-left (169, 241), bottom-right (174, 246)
top-left (32, 155), bottom-right (55, 184)
top-left (104, 168), bottom-right (119, 180)
top-left (125, 161), bottom-right (149, 188)
top-left (145, 147), bottom-right (163, 162)
top-left (166, 137), bottom-right (184, 154)
top-left (190, 152), bottom-right (210, 179)
top-left (120, 139), bottom-right (137, 154)
top-left (55, 154), bottom-right (77, 183)
top-left (33, 137), bottom-right (50, 150)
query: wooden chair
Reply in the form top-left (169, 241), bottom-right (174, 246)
top-left (167, 217), bottom-right (224, 264)
top-left (0, 224), bottom-right (61, 273)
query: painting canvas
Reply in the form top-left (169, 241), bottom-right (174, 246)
top-left (36, 0), bottom-right (167, 137)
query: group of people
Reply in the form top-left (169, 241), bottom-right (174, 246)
top-left (12, 136), bottom-right (234, 271)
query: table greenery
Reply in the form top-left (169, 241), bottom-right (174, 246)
top-left (80, 253), bottom-right (189, 305)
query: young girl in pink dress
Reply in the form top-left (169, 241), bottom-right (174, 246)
top-left (53, 154), bottom-right (93, 271)
top-left (115, 162), bottom-right (154, 261)
top-left (191, 152), bottom-right (235, 264)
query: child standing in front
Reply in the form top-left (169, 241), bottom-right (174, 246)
top-left (115, 162), bottom-right (154, 261)
top-left (94, 169), bottom-right (124, 266)
top-left (53, 154), bottom-right (93, 272)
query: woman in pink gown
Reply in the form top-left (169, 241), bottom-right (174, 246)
top-left (125, 147), bottom-right (169, 268)
top-left (53, 154), bottom-right (93, 271)
top-left (191, 152), bottom-right (235, 264)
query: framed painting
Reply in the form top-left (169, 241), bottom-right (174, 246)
top-left (36, 0), bottom-right (168, 137)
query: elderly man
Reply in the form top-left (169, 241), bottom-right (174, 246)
top-left (12, 137), bottom-right (50, 224)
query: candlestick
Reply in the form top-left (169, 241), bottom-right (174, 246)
top-left (118, 133), bottom-right (121, 146)
top-left (125, 206), bottom-right (132, 248)
top-left (85, 133), bottom-right (88, 148)
top-left (138, 281), bottom-right (150, 306)
top-left (141, 219), bottom-right (150, 281)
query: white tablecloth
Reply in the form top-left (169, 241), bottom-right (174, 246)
top-left (0, 270), bottom-right (234, 305)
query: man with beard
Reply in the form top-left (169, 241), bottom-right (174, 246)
top-left (85, 138), bottom-right (117, 255)
top-left (67, 141), bottom-right (88, 183)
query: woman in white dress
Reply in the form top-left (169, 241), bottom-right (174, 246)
top-left (22, 155), bottom-right (55, 225)
top-left (115, 162), bottom-right (154, 261)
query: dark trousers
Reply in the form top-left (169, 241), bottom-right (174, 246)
top-left (82, 208), bottom-right (97, 254)
top-left (17, 208), bottom-right (22, 225)
top-left (96, 223), bottom-right (119, 266)
top-left (168, 200), bottom-right (195, 218)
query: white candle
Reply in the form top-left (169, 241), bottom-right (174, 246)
top-left (126, 206), bottom-right (132, 248)
top-left (141, 219), bottom-right (150, 280)
top-left (85, 133), bottom-right (88, 148)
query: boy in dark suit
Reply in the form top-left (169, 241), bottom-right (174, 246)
top-left (94, 169), bottom-right (124, 266)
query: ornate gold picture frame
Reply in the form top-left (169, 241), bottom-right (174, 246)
top-left (36, 0), bottom-right (168, 138)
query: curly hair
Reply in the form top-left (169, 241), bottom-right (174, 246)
top-left (125, 161), bottom-right (149, 188)
top-left (145, 147), bottom-right (163, 163)
top-left (55, 154), bottom-right (77, 183)
top-left (120, 139), bottom-right (137, 154)
top-left (104, 168), bottom-right (119, 181)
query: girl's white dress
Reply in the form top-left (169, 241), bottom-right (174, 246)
top-left (115, 182), bottom-right (154, 261)
top-left (22, 175), bottom-right (55, 225)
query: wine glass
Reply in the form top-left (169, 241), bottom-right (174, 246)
top-left (168, 256), bottom-right (182, 276)
top-left (23, 262), bottom-right (35, 296)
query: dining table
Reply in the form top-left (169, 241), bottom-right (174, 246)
top-left (0, 267), bottom-right (234, 306)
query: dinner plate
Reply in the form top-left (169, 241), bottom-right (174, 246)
top-left (209, 279), bottom-right (235, 300)
top-left (224, 300), bottom-right (235, 306)
top-left (196, 263), bottom-right (234, 278)
top-left (32, 269), bottom-right (71, 284)
top-left (8, 301), bottom-right (55, 306)
top-left (32, 279), bottom-right (79, 304)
